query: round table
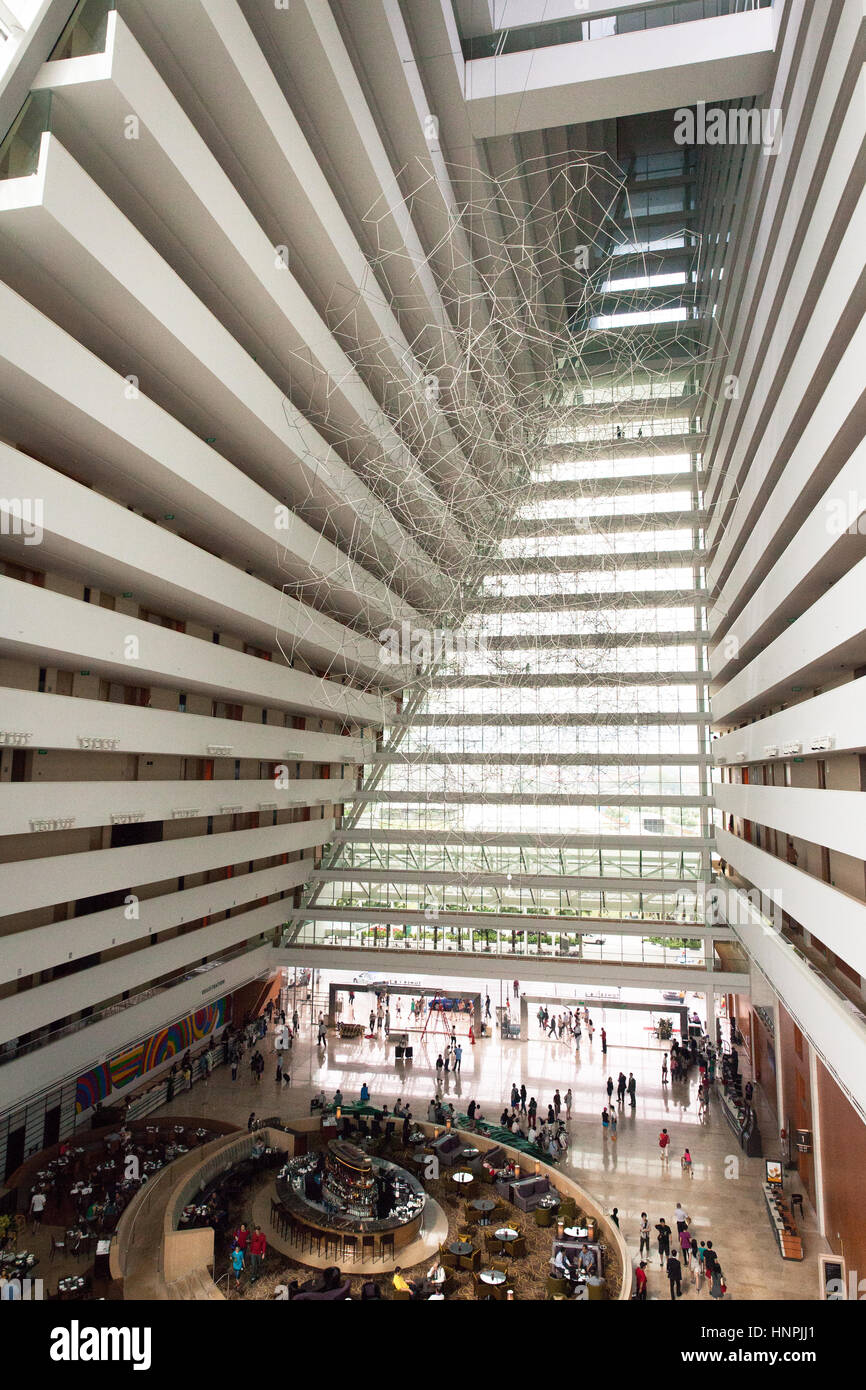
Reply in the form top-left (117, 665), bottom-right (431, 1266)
top-left (564, 1226), bottom-right (589, 1239)
top-left (448, 1240), bottom-right (475, 1258)
top-left (493, 1226), bottom-right (519, 1254)
top-left (452, 1169), bottom-right (474, 1185)
top-left (480, 1268), bottom-right (506, 1285)
top-left (471, 1198), bottom-right (496, 1226)
top-left (461, 1147), bottom-right (480, 1161)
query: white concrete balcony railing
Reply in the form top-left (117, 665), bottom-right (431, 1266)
top-left (0, 447), bottom-right (400, 685)
top-left (0, 860), bottom-right (311, 985)
top-left (0, 940), bottom-right (273, 1113)
top-left (0, 896), bottom-right (290, 1047)
top-left (0, 776), bottom-right (353, 837)
top-left (34, 10), bottom-right (482, 552)
top-left (0, 278), bottom-right (414, 633)
top-left (713, 782), bottom-right (866, 862)
top-left (710, 556), bottom-right (866, 724)
top-left (301, 904), bottom-right (733, 941)
top-left (0, 129), bottom-right (450, 612)
top-left (0, 817), bottom-right (333, 919)
top-left (703, 21), bottom-right (866, 549)
top-left (464, 7), bottom-right (774, 135)
top-left (710, 679), bottom-right (866, 762)
top-left (708, 437), bottom-right (866, 674)
top-left (0, 686), bottom-right (375, 763)
top-left (0, 578), bottom-right (388, 726)
top-left (715, 826), bottom-right (866, 981)
top-left (277, 936), bottom-right (749, 992)
top-left (713, 876), bottom-right (866, 1125)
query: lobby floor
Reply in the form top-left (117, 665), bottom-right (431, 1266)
top-left (153, 974), bottom-right (824, 1301)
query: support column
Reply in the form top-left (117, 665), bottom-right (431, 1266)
top-left (703, 988), bottom-right (716, 1039)
top-left (808, 1044), bottom-right (827, 1239)
top-left (773, 999), bottom-right (785, 1159)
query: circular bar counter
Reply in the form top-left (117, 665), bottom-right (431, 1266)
top-left (275, 1140), bottom-right (426, 1252)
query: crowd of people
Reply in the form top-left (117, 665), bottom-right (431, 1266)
top-left (634, 1201), bottom-right (726, 1301)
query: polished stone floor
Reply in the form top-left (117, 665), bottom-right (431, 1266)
top-left (154, 974), bottom-right (824, 1301)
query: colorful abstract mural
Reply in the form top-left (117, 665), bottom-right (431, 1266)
top-left (75, 998), bottom-right (226, 1112)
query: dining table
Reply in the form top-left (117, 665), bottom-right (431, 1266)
top-left (479, 1268), bottom-right (506, 1285)
top-left (447, 1240), bottom-right (475, 1257)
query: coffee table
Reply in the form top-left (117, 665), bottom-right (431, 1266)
top-left (480, 1268), bottom-right (506, 1285)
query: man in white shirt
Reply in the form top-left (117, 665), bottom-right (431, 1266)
top-left (29, 1190), bottom-right (47, 1232)
top-left (674, 1202), bottom-right (689, 1234)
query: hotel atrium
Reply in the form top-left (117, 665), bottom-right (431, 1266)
top-left (0, 0), bottom-right (863, 1318)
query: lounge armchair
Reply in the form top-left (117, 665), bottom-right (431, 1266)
top-left (293, 1280), bottom-right (352, 1301)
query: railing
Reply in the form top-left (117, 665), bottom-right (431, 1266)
top-left (282, 921), bottom-right (738, 970)
top-left (0, 89), bottom-right (50, 180)
top-left (49, 0), bottom-right (113, 61)
top-left (0, 937), bottom-right (267, 1067)
top-left (462, 0), bottom-right (771, 59)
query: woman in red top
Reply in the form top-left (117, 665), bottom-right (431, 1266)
top-left (234, 1222), bottom-right (249, 1251)
top-left (658, 1128), bottom-right (670, 1160)
top-left (635, 1262), bottom-right (648, 1300)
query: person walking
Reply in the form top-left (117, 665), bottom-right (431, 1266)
top-left (249, 1226), bottom-right (266, 1283)
top-left (485, 994), bottom-right (492, 1020)
top-left (655, 1217), bottom-right (672, 1267)
top-left (609, 1108), bottom-right (618, 1141)
top-left (662, 1055), bottom-right (668, 1085)
top-left (588, 1019), bottom-right (595, 1042)
top-left (639, 1212), bottom-right (650, 1258)
top-left (454, 1044), bottom-right (462, 1073)
top-left (709, 1264), bottom-right (726, 1299)
top-left (601, 1107), bottom-right (610, 1133)
top-left (564, 1087), bottom-right (573, 1123)
top-left (230, 1243), bottom-right (245, 1288)
top-left (601, 1027), bottom-right (607, 1055)
top-left (230, 1052), bottom-right (239, 1082)
top-left (513, 978), bottom-right (520, 1000)
top-left (616, 1072), bottom-right (627, 1105)
top-left (292, 1007), bottom-right (300, 1034)
top-left (674, 1201), bottom-right (689, 1235)
top-left (635, 1261), bottom-right (648, 1300)
top-left (553, 1089), bottom-right (561, 1121)
top-left (666, 1251), bottom-right (683, 1299)
top-left (679, 1225), bottom-right (692, 1266)
top-left (606, 1076), bottom-right (614, 1106)
top-left (628, 1073), bottom-right (637, 1107)
top-left (659, 1128), bottom-right (671, 1161)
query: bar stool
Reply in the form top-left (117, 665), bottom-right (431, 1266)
top-left (380, 1233), bottom-right (395, 1263)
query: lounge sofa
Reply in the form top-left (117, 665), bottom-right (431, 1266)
top-left (511, 1176), bottom-right (555, 1213)
top-left (432, 1133), bottom-right (464, 1167)
top-left (480, 1146), bottom-right (506, 1181)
